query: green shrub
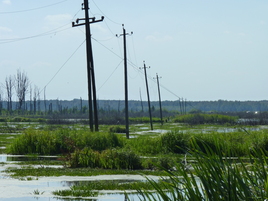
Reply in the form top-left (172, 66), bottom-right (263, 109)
top-left (173, 113), bottom-right (238, 125)
top-left (160, 130), bottom-right (190, 154)
top-left (7, 128), bottom-right (124, 155)
top-left (69, 148), bottom-right (142, 170)
top-left (109, 125), bottom-right (126, 133)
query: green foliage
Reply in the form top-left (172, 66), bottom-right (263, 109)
top-left (7, 128), bottom-right (124, 155)
top-left (108, 125), bottom-right (126, 133)
top-left (173, 113), bottom-right (238, 125)
top-left (129, 117), bottom-right (162, 123)
top-left (133, 140), bottom-right (268, 201)
top-left (160, 130), bottom-right (190, 154)
top-left (69, 148), bottom-right (142, 170)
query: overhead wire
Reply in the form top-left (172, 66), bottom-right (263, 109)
top-left (0, 24), bottom-right (72, 44)
top-left (91, 0), bottom-right (122, 25)
top-left (39, 39), bottom-right (86, 94)
top-left (0, 0), bottom-right (69, 14)
top-left (97, 59), bottom-right (123, 92)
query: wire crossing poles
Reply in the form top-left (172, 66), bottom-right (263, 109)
top-left (116, 24), bottom-right (133, 139)
top-left (72, 0), bottom-right (104, 131)
top-left (154, 73), bottom-right (163, 125)
top-left (140, 61), bottom-right (153, 130)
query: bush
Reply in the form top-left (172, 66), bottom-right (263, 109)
top-left (69, 148), bottom-right (142, 170)
top-left (160, 130), bottom-right (190, 154)
top-left (173, 113), bottom-right (238, 125)
top-left (7, 128), bottom-right (124, 155)
top-left (109, 126), bottom-right (126, 133)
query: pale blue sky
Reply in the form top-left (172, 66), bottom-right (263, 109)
top-left (0, 0), bottom-right (268, 101)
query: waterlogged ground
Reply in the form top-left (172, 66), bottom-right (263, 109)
top-left (1, 122), bottom-right (268, 200)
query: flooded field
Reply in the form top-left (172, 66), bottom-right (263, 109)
top-left (1, 121), bottom-right (268, 200)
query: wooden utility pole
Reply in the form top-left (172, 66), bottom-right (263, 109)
top-left (116, 24), bottom-right (132, 139)
top-left (155, 73), bottom-right (163, 125)
top-left (72, 0), bottom-right (104, 131)
top-left (140, 61), bottom-right (153, 130)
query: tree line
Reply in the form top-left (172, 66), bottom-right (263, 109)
top-left (1, 70), bottom-right (268, 117)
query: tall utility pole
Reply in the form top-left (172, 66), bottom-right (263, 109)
top-left (140, 61), bottom-right (153, 130)
top-left (116, 25), bottom-right (133, 139)
top-left (154, 73), bottom-right (163, 125)
top-left (72, 0), bottom-right (104, 131)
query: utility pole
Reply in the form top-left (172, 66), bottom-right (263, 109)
top-left (116, 24), bottom-right (133, 139)
top-left (154, 73), bottom-right (163, 125)
top-left (140, 61), bottom-right (153, 130)
top-left (72, 0), bottom-right (104, 131)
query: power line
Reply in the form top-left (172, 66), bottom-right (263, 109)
top-left (40, 39), bottom-right (86, 94)
top-left (92, 37), bottom-right (184, 101)
top-left (0, 0), bottom-right (69, 14)
top-left (91, 0), bottom-right (122, 25)
top-left (97, 59), bottom-right (123, 91)
top-left (0, 24), bottom-right (72, 44)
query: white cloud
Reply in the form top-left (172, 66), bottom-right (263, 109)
top-left (146, 32), bottom-right (173, 43)
top-left (260, 20), bottom-right (266, 25)
top-left (43, 14), bottom-right (72, 29)
top-left (0, 26), bottom-right (12, 38)
top-left (237, 32), bottom-right (246, 36)
top-left (2, 0), bottom-right (11, 5)
top-left (0, 26), bottom-right (12, 33)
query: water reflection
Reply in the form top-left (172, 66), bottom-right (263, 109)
top-left (0, 155), bottom-right (58, 163)
top-left (3, 194), bottom-right (131, 201)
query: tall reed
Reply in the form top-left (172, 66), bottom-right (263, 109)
top-left (132, 139), bottom-right (268, 200)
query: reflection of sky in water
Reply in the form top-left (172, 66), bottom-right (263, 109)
top-left (0, 154), bottom-right (7, 162)
top-left (1, 194), bottom-right (133, 201)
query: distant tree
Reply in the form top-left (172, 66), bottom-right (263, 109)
top-left (15, 69), bottom-right (30, 113)
top-left (0, 86), bottom-right (3, 115)
top-left (44, 86), bottom-right (47, 114)
top-left (5, 75), bottom-right (14, 114)
top-left (33, 85), bottom-right (39, 115)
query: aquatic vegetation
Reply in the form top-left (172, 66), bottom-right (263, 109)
top-left (133, 140), bottom-right (268, 201)
top-left (6, 128), bottom-right (124, 155)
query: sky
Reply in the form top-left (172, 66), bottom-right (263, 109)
top-left (0, 0), bottom-right (268, 102)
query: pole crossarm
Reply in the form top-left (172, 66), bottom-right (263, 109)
top-left (72, 16), bottom-right (104, 27)
top-left (71, 0), bottom-right (104, 132)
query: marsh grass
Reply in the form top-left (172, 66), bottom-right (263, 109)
top-left (4, 167), bottom-right (168, 178)
top-left (7, 128), bottom-right (124, 155)
top-left (133, 139), bottom-right (268, 201)
top-left (53, 180), bottom-right (168, 198)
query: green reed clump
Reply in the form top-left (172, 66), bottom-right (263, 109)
top-left (125, 135), bottom-right (162, 155)
top-left (69, 147), bottom-right (142, 170)
top-left (109, 125), bottom-right (126, 133)
top-left (133, 139), bottom-right (268, 201)
top-left (7, 128), bottom-right (124, 155)
top-left (190, 129), bottom-right (268, 157)
top-left (160, 130), bottom-right (190, 154)
top-left (173, 113), bottom-right (238, 125)
top-left (53, 180), bottom-right (168, 198)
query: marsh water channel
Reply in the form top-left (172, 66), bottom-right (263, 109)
top-left (0, 154), bottom-right (152, 201)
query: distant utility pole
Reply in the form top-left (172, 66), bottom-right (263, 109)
top-left (140, 61), bottom-right (153, 130)
top-left (154, 73), bottom-right (163, 125)
top-left (72, 0), bottom-right (104, 131)
top-left (116, 24), bottom-right (133, 139)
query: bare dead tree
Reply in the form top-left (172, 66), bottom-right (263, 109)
top-left (5, 75), bottom-right (14, 114)
top-left (29, 86), bottom-right (32, 114)
top-left (15, 69), bottom-right (30, 113)
top-left (33, 85), bottom-right (39, 115)
top-left (0, 86), bottom-right (3, 115)
top-left (44, 86), bottom-right (47, 114)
